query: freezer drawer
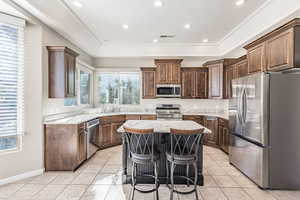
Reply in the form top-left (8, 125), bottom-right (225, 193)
top-left (229, 135), bottom-right (269, 188)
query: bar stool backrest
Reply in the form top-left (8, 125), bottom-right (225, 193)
top-left (124, 127), bottom-right (155, 160)
top-left (169, 128), bottom-right (205, 160)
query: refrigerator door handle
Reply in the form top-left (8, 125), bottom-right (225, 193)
top-left (238, 89), bottom-right (243, 124)
top-left (242, 88), bottom-right (247, 124)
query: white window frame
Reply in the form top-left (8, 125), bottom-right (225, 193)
top-left (95, 71), bottom-right (141, 107)
top-left (77, 64), bottom-right (93, 107)
top-left (0, 13), bottom-right (25, 154)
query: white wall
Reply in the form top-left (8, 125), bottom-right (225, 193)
top-left (42, 26), bottom-right (94, 116)
top-left (0, 23), bottom-right (44, 180)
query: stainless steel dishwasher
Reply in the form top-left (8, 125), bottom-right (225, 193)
top-left (86, 119), bottom-right (99, 159)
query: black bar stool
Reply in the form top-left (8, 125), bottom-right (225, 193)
top-left (166, 128), bottom-right (204, 200)
top-left (124, 126), bottom-right (160, 200)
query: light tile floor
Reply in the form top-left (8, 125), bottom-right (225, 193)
top-left (1, 145), bottom-right (299, 200)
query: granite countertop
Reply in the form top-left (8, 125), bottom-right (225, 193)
top-left (44, 112), bottom-right (156, 125)
top-left (44, 111), bottom-right (228, 125)
top-left (118, 120), bottom-right (211, 134)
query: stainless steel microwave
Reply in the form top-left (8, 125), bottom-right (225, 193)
top-left (156, 84), bottom-right (181, 98)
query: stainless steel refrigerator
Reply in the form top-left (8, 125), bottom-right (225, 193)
top-left (229, 72), bottom-right (300, 189)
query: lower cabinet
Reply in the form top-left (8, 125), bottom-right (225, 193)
top-left (218, 118), bottom-right (229, 154)
top-left (97, 114), bottom-right (158, 149)
top-left (203, 116), bottom-right (219, 147)
top-left (44, 123), bottom-right (87, 171)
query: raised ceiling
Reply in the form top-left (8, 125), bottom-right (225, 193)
top-left (8, 0), bottom-right (300, 57)
top-left (63, 0), bottom-right (267, 44)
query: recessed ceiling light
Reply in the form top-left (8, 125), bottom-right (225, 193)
top-left (122, 24), bottom-right (129, 30)
top-left (235, 0), bottom-right (245, 6)
top-left (153, 39), bottom-right (158, 43)
top-left (154, 1), bottom-right (163, 7)
top-left (203, 39), bottom-right (208, 43)
top-left (184, 24), bottom-right (191, 29)
top-left (72, 1), bottom-right (83, 8)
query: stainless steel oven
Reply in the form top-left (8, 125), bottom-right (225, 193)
top-left (156, 84), bottom-right (181, 98)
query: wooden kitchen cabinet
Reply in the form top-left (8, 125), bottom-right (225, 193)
top-left (236, 56), bottom-right (248, 77)
top-left (44, 123), bottom-right (86, 171)
top-left (47, 46), bottom-right (79, 98)
top-left (141, 68), bottom-right (156, 99)
top-left (218, 118), bottom-right (229, 154)
top-left (183, 115), bottom-right (205, 125)
top-left (140, 115), bottom-right (157, 120)
top-left (181, 69), bottom-right (195, 98)
top-left (225, 56), bottom-right (247, 99)
top-left (181, 67), bottom-right (208, 99)
top-left (126, 115), bottom-right (141, 120)
top-left (203, 116), bottom-right (219, 147)
top-left (203, 59), bottom-right (235, 99)
top-left (265, 28), bottom-right (293, 71)
top-left (155, 59), bottom-right (182, 84)
top-left (111, 115), bottom-right (125, 145)
top-left (246, 43), bottom-right (266, 74)
top-left (244, 18), bottom-right (300, 73)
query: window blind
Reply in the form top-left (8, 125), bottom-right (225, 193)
top-left (0, 15), bottom-right (25, 138)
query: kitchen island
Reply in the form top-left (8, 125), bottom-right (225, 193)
top-left (117, 120), bottom-right (211, 185)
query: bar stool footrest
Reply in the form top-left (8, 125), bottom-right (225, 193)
top-left (132, 174), bottom-right (160, 193)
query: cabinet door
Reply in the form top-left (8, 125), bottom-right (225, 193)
top-left (225, 66), bottom-right (232, 99)
top-left (99, 124), bottom-right (112, 147)
top-left (218, 126), bottom-right (224, 150)
top-left (78, 131), bottom-right (87, 164)
top-left (65, 53), bottom-right (76, 97)
top-left (156, 63), bottom-right (169, 84)
top-left (209, 64), bottom-right (223, 99)
top-left (223, 127), bottom-right (229, 153)
top-left (181, 70), bottom-right (195, 98)
top-left (111, 122), bottom-right (123, 145)
top-left (266, 29), bottom-right (294, 71)
top-left (195, 69), bottom-right (208, 98)
top-left (237, 60), bottom-right (248, 77)
top-left (142, 69), bottom-right (156, 98)
top-left (203, 117), bottom-right (218, 147)
top-left (247, 43), bottom-right (266, 74)
top-left (169, 63), bottom-right (181, 84)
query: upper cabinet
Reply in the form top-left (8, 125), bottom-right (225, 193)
top-left (181, 67), bottom-right (208, 99)
top-left (141, 68), bottom-right (156, 99)
top-left (244, 18), bottom-right (300, 73)
top-left (47, 46), bottom-right (79, 98)
top-left (203, 59), bottom-right (235, 99)
top-left (225, 56), bottom-right (247, 99)
top-left (155, 59), bottom-right (182, 84)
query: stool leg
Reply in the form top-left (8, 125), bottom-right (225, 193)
top-left (170, 162), bottom-right (175, 200)
top-left (131, 162), bottom-right (136, 200)
top-left (186, 164), bottom-right (190, 187)
top-left (154, 162), bottom-right (159, 200)
top-left (166, 160), bottom-right (169, 185)
top-left (193, 162), bottom-right (199, 200)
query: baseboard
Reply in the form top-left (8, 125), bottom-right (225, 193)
top-left (0, 168), bottom-right (44, 186)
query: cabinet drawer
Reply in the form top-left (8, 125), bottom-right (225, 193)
top-left (218, 118), bottom-right (228, 127)
top-left (183, 115), bottom-right (203, 120)
top-left (99, 116), bottom-right (112, 124)
top-left (111, 115), bottom-right (126, 123)
top-left (140, 115), bottom-right (157, 120)
top-left (126, 115), bottom-right (141, 120)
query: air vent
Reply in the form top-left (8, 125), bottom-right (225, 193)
top-left (160, 35), bottom-right (175, 38)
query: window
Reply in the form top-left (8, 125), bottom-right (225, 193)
top-left (64, 65), bottom-right (92, 106)
top-left (0, 14), bottom-right (25, 152)
top-left (97, 73), bottom-right (140, 105)
top-left (79, 70), bottom-right (91, 105)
